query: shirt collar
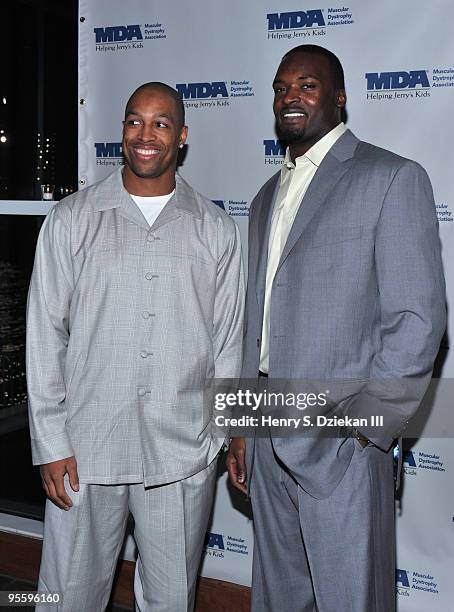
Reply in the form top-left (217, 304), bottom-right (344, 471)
top-left (91, 168), bottom-right (201, 219)
top-left (281, 122), bottom-right (347, 179)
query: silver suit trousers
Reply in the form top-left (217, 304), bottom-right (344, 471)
top-left (249, 434), bottom-right (395, 612)
top-left (36, 458), bottom-right (218, 612)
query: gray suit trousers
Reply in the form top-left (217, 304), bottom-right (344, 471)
top-left (249, 435), bottom-right (395, 612)
top-left (36, 459), bottom-right (217, 612)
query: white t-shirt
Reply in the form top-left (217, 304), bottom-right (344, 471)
top-left (130, 190), bottom-right (175, 228)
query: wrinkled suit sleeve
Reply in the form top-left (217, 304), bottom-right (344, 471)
top-left (345, 161), bottom-right (446, 450)
top-left (212, 220), bottom-right (245, 381)
top-left (26, 204), bottom-right (75, 465)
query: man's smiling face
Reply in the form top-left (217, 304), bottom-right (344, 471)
top-left (273, 51), bottom-right (346, 153)
top-left (122, 87), bottom-right (187, 183)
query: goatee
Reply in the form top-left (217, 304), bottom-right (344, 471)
top-left (276, 125), bottom-right (306, 144)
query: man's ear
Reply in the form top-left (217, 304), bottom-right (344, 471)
top-left (336, 89), bottom-right (347, 108)
top-left (179, 125), bottom-right (188, 148)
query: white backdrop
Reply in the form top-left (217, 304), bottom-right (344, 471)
top-left (78, 1), bottom-right (454, 609)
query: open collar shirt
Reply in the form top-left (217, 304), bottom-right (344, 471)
top-left (26, 168), bottom-right (245, 486)
top-left (260, 122), bottom-right (347, 372)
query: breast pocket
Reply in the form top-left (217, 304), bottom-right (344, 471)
top-left (152, 253), bottom-right (214, 298)
top-left (297, 225), bottom-right (363, 288)
top-left (165, 252), bottom-right (209, 266)
top-left (309, 225), bottom-right (362, 249)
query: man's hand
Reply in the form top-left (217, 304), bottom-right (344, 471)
top-left (226, 438), bottom-right (248, 495)
top-left (40, 456), bottom-right (79, 510)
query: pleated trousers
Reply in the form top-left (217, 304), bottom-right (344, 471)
top-left (36, 459), bottom-right (218, 612)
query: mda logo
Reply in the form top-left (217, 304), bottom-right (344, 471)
top-left (402, 448), bottom-right (445, 475)
top-left (396, 568), bottom-right (439, 597)
top-left (366, 70), bottom-right (430, 90)
top-left (176, 80), bottom-right (254, 109)
top-left (204, 532), bottom-right (225, 559)
top-left (94, 25), bottom-right (143, 43)
top-left (264, 139), bottom-right (285, 166)
top-left (365, 70), bottom-right (431, 100)
top-left (266, 7), bottom-right (353, 40)
top-left (205, 532), bottom-right (225, 550)
top-left (396, 569), bottom-right (410, 589)
top-left (267, 10), bottom-right (325, 30)
top-left (176, 82), bottom-right (229, 100)
top-left (204, 531), bottom-right (249, 558)
top-left (267, 9), bottom-right (325, 41)
top-left (94, 142), bottom-right (123, 167)
top-left (93, 22), bottom-right (166, 51)
top-left (211, 200), bottom-right (249, 217)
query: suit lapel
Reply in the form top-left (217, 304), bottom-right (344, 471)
top-left (150, 174), bottom-right (201, 232)
top-left (89, 168), bottom-right (150, 231)
top-left (150, 198), bottom-right (181, 232)
top-left (255, 176), bottom-right (280, 310)
top-left (277, 129), bottom-right (359, 271)
top-left (116, 189), bottom-right (151, 231)
top-left (116, 172), bottom-right (202, 233)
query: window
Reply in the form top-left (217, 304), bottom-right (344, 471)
top-left (0, 0), bottom-right (77, 520)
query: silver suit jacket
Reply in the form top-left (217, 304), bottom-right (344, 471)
top-left (26, 168), bottom-right (245, 486)
top-left (242, 130), bottom-right (446, 498)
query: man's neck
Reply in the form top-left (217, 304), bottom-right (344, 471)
top-left (288, 122), bottom-right (340, 163)
top-left (122, 167), bottom-right (176, 197)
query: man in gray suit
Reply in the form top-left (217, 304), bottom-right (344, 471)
top-left (27, 82), bottom-right (244, 611)
top-left (227, 45), bottom-right (445, 611)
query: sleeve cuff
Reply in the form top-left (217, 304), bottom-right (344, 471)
top-left (30, 431), bottom-right (75, 465)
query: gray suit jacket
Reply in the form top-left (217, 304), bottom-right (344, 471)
top-left (27, 168), bottom-right (245, 486)
top-left (243, 129), bottom-right (446, 498)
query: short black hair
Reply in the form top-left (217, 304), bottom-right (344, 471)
top-left (125, 82), bottom-right (185, 127)
top-left (281, 45), bottom-right (345, 90)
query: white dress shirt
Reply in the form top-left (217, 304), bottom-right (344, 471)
top-left (259, 122), bottom-right (347, 373)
